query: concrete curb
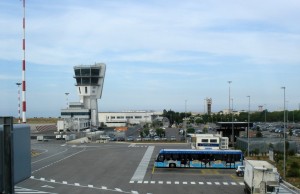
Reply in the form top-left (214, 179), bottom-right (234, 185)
top-left (282, 180), bottom-right (300, 193)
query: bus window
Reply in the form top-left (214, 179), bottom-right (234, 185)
top-left (165, 154), bottom-right (171, 160)
top-left (215, 154), bottom-right (222, 161)
top-left (191, 154), bottom-right (198, 161)
top-left (172, 154), bottom-right (179, 160)
top-left (157, 154), bottom-right (164, 162)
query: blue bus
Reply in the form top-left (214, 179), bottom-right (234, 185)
top-left (155, 149), bottom-right (243, 169)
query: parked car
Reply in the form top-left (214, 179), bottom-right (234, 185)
top-left (117, 137), bottom-right (125, 141)
top-left (154, 136), bottom-right (160, 141)
top-left (236, 165), bottom-right (245, 177)
top-left (161, 137), bottom-right (167, 141)
top-left (143, 137), bottom-right (151, 141)
top-left (136, 137), bottom-right (142, 141)
top-left (170, 136), bottom-right (176, 141)
top-left (127, 136), bottom-right (134, 141)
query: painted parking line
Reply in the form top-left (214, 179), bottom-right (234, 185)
top-left (129, 181), bottom-right (245, 186)
top-left (15, 186), bottom-right (56, 194)
top-left (130, 146), bottom-right (155, 182)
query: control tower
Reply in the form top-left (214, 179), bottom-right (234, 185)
top-left (74, 63), bottom-right (106, 127)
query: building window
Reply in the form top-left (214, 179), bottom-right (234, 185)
top-left (79, 87), bottom-right (81, 94)
top-left (85, 87), bottom-right (87, 94)
top-left (210, 139), bottom-right (217, 143)
top-left (201, 139), bottom-right (208, 143)
top-left (111, 116), bottom-right (115, 119)
top-left (117, 116), bottom-right (124, 119)
top-left (126, 116), bottom-right (133, 119)
top-left (135, 116), bottom-right (142, 119)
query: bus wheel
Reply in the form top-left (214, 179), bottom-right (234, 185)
top-left (169, 163), bottom-right (176, 168)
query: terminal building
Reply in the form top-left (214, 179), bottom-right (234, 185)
top-left (98, 111), bottom-right (165, 127)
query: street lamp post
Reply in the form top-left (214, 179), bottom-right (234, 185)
top-left (228, 81), bottom-right (232, 113)
top-left (16, 83), bottom-right (22, 123)
top-left (281, 87), bottom-right (286, 179)
top-left (185, 100), bottom-right (187, 142)
top-left (65, 93), bottom-right (70, 109)
top-left (231, 98), bottom-right (234, 147)
top-left (247, 96), bottom-right (250, 157)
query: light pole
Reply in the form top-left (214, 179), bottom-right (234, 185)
top-left (231, 98), bottom-right (234, 147)
top-left (281, 86), bottom-right (286, 179)
top-left (264, 104), bottom-right (267, 123)
top-left (16, 83), bottom-right (22, 123)
top-left (65, 92), bottom-right (70, 109)
top-left (228, 81), bottom-right (232, 113)
top-left (247, 95), bottom-right (250, 157)
top-left (185, 100), bottom-right (187, 142)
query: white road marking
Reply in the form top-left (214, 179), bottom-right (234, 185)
top-left (15, 186), bottom-right (56, 194)
top-left (32, 148), bottom-right (86, 173)
top-left (88, 185), bottom-right (93, 188)
top-left (62, 181), bottom-right (67, 184)
top-left (50, 179), bottom-right (55, 183)
top-left (32, 148), bottom-right (68, 164)
top-left (41, 185), bottom-right (54, 189)
top-left (115, 188), bottom-right (122, 192)
top-left (74, 183), bottom-right (80, 186)
top-left (128, 180), bottom-right (244, 186)
top-left (130, 146), bottom-right (154, 182)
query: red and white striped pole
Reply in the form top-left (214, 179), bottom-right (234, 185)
top-left (16, 83), bottom-right (22, 123)
top-left (22, 0), bottom-right (26, 123)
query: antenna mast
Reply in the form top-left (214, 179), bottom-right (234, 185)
top-left (22, 0), bottom-right (27, 123)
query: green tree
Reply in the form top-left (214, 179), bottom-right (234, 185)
top-left (156, 128), bottom-right (165, 137)
top-left (256, 131), bottom-right (263, 138)
top-left (187, 128), bottom-right (195, 133)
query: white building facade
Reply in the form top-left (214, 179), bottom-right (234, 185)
top-left (190, 134), bottom-right (229, 150)
top-left (98, 111), bottom-right (161, 127)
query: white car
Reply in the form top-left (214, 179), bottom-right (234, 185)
top-left (236, 166), bottom-right (245, 176)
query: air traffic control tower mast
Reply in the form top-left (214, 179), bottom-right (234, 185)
top-left (74, 63), bottom-right (106, 127)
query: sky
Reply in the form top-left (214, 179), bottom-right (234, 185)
top-left (1, 0), bottom-right (300, 118)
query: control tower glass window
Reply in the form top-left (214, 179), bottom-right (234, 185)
top-left (82, 77), bottom-right (90, 84)
top-left (75, 69), bottom-right (81, 76)
top-left (91, 77), bottom-right (99, 85)
top-left (91, 69), bottom-right (99, 76)
top-left (81, 69), bottom-right (90, 76)
top-left (76, 78), bottom-right (81, 85)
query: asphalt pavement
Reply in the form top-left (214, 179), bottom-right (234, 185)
top-left (16, 139), bottom-right (297, 194)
